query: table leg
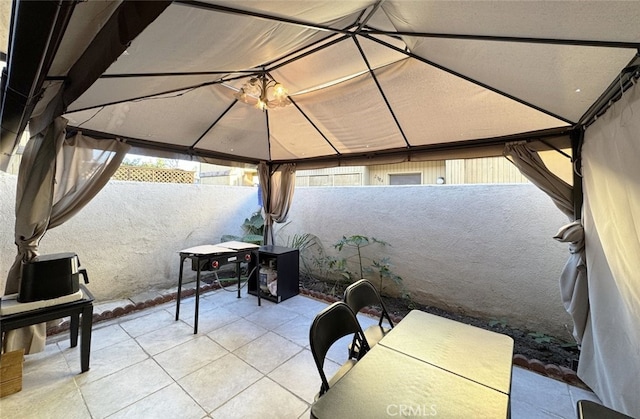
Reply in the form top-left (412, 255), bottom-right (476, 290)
top-left (176, 255), bottom-right (185, 321)
top-left (253, 250), bottom-right (261, 306)
top-left (257, 251), bottom-right (261, 306)
top-left (70, 313), bottom-right (79, 347)
top-left (236, 261), bottom-right (242, 299)
top-left (80, 304), bottom-right (93, 373)
top-left (194, 262), bottom-right (201, 334)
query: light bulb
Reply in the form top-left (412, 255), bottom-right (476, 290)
top-left (273, 83), bottom-right (287, 98)
top-left (236, 75), bottom-right (291, 110)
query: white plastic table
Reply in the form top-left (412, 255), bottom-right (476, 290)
top-left (311, 310), bottom-right (514, 418)
top-left (379, 309), bottom-right (514, 394)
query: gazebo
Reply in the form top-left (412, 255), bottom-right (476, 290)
top-left (1, 1), bottom-right (639, 415)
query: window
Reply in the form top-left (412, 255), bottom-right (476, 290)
top-left (389, 173), bottom-right (421, 185)
top-left (333, 173), bottom-right (361, 186)
top-left (309, 175), bottom-right (331, 186)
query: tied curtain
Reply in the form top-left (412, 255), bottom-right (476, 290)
top-left (580, 80), bottom-right (640, 417)
top-left (504, 142), bottom-right (589, 344)
top-left (258, 162), bottom-right (296, 245)
top-left (3, 117), bottom-right (130, 354)
top-left (503, 142), bottom-right (573, 218)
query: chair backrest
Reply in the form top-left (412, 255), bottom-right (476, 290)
top-left (577, 400), bottom-right (633, 419)
top-left (309, 301), bottom-right (370, 396)
top-left (344, 279), bottom-right (394, 328)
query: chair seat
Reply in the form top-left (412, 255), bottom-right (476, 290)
top-left (314, 359), bottom-right (357, 401)
top-left (329, 359), bottom-right (357, 387)
top-left (350, 325), bottom-right (391, 356)
top-left (363, 324), bottom-right (391, 347)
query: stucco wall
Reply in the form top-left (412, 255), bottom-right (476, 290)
top-left (0, 172), bottom-right (259, 301)
top-left (278, 184), bottom-right (572, 337)
top-left (1, 171), bottom-right (572, 336)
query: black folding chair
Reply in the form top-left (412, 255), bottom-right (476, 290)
top-left (309, 301), bottom-right (370, 399)
top-left (577, 400), bottom-right (633, 419)
top-left (344, 279), bottom-right (394, 356)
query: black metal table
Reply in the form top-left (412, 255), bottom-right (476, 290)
top-left (175, 242), bottom-right (259, 334)
top-left (1, 284), bottom-right (94, 373)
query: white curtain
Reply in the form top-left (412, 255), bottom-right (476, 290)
top-left (258, 162), bottom-right (296, 245)
top-left (3, 117), bottom-right (130, 354)
top-left (580, 80), bottom-right (640, 417)
top-left (553, 220), bottom-right (588, 344)
top-left (504, 142), bottom-right (589, 344)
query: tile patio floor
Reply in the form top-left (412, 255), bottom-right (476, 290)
top-left (0, 285), bottom-right (601, 418)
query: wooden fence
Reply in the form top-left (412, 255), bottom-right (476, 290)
top-left (112, 166), bottom-right (195, 184)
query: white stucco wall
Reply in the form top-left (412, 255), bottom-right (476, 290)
top-left (0, 172), bottom-right (259, 301)
top-left (1, 171), bottom-right (572, 336)
top-left (278, 184), bottom-right (572, 336)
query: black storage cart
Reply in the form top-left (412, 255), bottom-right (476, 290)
top-left (249, 245), bottom-right (299, 303)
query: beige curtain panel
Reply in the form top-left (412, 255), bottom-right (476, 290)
top-left (3, 117), bottom-right (130, 354)
top-left (503, 142), bottom-right (574, 219)
top-left (504, 142), bottom-right (590, 345)
top-left (259, 162), bottom-right (296, 245)
top-left (553, 220), bottom-right (588, 344)
top-left (580, 81), bottom-right (640, 417)
top-left (5, 118), bottom-right (68, 296)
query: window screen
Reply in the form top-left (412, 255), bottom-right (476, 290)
top-left (389, 173), bottom-right (421, 185)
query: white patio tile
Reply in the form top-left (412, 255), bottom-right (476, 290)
top-left (510, 397), bottom-right (565, 419)
top-left (243, 304), bottom-right (300, 330)
top-left (209, 318), bottom-right (267, 352)
top-left (568, 383), bottom-right (602, 407)
top-left (21, 354), bottom-right (75, 395)
top-left (211, 377), bottom-right (308, 419)
top-left (134, 320), bottom-right (196, 355)
top-left (273, 314), bottom-right (313, 347)
top-left (0, 378), bottom-right (91, 419)
top-left (221, 295), bottom-right (263, 317)
top-left (23, 341), bottom-right (66, 372)
top-left (277, 294), bottom-right (329, 318)
top-left (71, 338), bottom-right (149, 386)
top-left (84, 323), bottom-right (130, 351)
top-left (119, 308), bottom-right (177, 338)
top-left (298, 407), bottom-right (311, 419)
top-left (174, 297), bottom-right (196, 318)
top-left (178, 353), bottom-right (262, 413)
top-left (194, 293), bottom-right (222, 313)
top-left (233, 331), bottom-right (303, 374)
top-left (268, 349), bottom-right (326, 404)
top-left (180, 305), bottom-right (241, 334)
top-left (511, 367), bottom-right (576, 419)
top-left (154, 335), bottom-right (228, 380)
top-left (82, 358), bottom-right (173, 418)
top-left (107, 383), bottom-right (207, 419)
top-left (209, 288), bottom-right (250, 306)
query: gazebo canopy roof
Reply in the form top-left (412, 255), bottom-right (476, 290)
top-left (1, 1), bottom-right (640, 169)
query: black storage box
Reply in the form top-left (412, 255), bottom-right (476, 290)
top-left (18, 253), bottom-right (89, 302)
